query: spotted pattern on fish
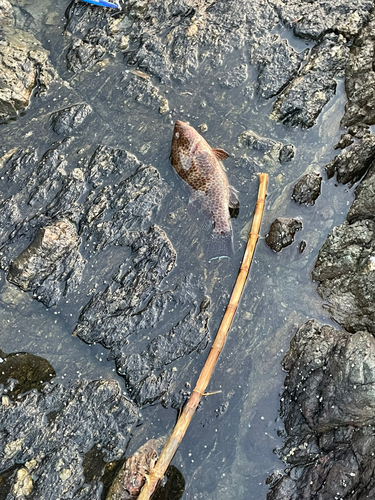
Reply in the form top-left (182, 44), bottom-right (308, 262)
top-left (170, 120), bottom-right (239, 258)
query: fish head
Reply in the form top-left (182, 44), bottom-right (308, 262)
top-left (172, 120), bottom-right (200, 156)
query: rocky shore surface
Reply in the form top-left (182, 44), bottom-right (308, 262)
top-left (2, 0), bottom-right (375, 499)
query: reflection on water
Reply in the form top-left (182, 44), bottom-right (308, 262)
top-left (0, 2), bottom-right (357, 499)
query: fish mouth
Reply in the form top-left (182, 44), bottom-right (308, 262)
top-left (174, 120), bottom-right (190, 130)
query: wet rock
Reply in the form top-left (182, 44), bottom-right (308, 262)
top-left (334, 132), bottom-right (354, 149)
top-left (66, 37), bottom-right (106, 73)
top-left (266, 218), bottom-right (302, 252)
top-left (219, 63), bottom-right (248, 89)
top-left (292, 172), bottom-right (322, 206)
top-left (326, 134), bottom-right (375, 184)
top-left (0, 139), bottom-right (210, 406)
top-left (65, 2), bottom-right (126, 72)
top-left (122, 73), bottom-right (167, 112)
top-left (0, 379), bottom-right (139, 500)
top-left (0, 2), bottom-right (56, 122)
top-left (267, 319), bottom-right (375, 500)
top-left (342, 9), bottom-right (375, 127)
top-left (251, 34), bottom-right (307, 98)
top-left (74, 225), bottom-right (177, 348)
top-left (0, 141), bottom-right (166, 306)
top-left (0, 349), bottom-right (55, 399)
top-left (238, 129), bottom-right (278, 153)
top-left (348, 162), bottom-right (375, 223)
top-left (0, 0), bottom-right (13, 27)
top-left (50, 103), bottom-right (93, 135)
top-left (117, 297), bottom-right (211, 406)
top-left (62, 0), bottom-right (372, 131)
top-left (313, 219), bottom-right (375, 333)
top-left (278, 144), bottom-right (295, 163)
top-left (274, 0), bottom-right (373, 41)
top-left (64, 0), bottom-right (279, 81)
top-left (106, 438), bottom-right (163, 500)
top-left (271, 34), bottom-right (350, 128)
top-left (7, 219), bottom-right (83, 307)
top-left (74, 226), bottom-right (211, 406)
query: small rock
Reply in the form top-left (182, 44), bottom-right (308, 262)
top-left (7, 219), bottom-right (83, 307)
top-left (334, 133), bottom-right (354, 150)
top-left (266, 218), bottom-right (302, 252)
top-left (158, 97), bottom-right (169, 114)
top-left (238, 129), bottom-right (277, 152)
top-left (50, 103), bottom-right (92, 135)
top-left (279, 144), bottom-right (295, 163)
top-left (292, 173), bottom-right (322, 206)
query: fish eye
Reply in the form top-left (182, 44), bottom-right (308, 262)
top-left (175, 132), bottom-right (180, 139)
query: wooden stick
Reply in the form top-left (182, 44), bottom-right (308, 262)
top-left (137, 173), bottom-right (268, 500)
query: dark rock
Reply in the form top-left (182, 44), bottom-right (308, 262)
top-left (50, 103), bottom-right (93, 135)
top-left (62, 0), bottom-right (372, 131)
top-left (266, 218), bottom-right (302, 252)
top-left (348, 124), bottom-right (370, 138)
top-left (342, 9), bottom-right (375, 127)
top-left (0, 142), bottom-right (165, 307)
top-left (74, 225), bottom-right (177, 348)
top-left (219, 64), bottom-right (248, 89)
top-left (267, 319), bottom-right (375, 500)
top-left (117, 297), bottom-right (210, 405)
top-left (271, 34), bottom-right (350, 128)
top-left (278, 144), bottom-right (295, 163)
top-left (348, 162), bottom-right (375, 223)
top-left (0, 2), bottom-right (56, 122)
top-left (0, 379), bottom-right (139, 500)
top-left (298, 240), bottom-right (306, 253)
top-left (0, 139), bottom-right (211, 407)
top-left (66, 38), bottom-right (106, 73)
top-left (292, 172), bottom-right (322, 206)
top-left (274, 0), bottom-right (373, 41)
top-left (334, 132), bottom-right (354, 149)
top-left (238, 129), bottom-right (278, 153)
top-left (0, 0), bottom-right (13, 28)
top-left (313, 219), bottom-right (375, 333)
top-left (0, 349), bottom-right (55, 399)
top-left (74, 226), bottom-right (211, 406)
top-left (7, 219), bottom-right (84, 307)
top-left (326, 134), bottom-right (375, 184)
top-left (122, 73), bottom-right (167, 112)
top-left (64, 0), bottom-right (279, 81)
top-left (251, 34), bottom-right (307, 98)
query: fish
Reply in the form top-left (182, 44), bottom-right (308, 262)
top-left (170, 120), bottom-right (239, 259)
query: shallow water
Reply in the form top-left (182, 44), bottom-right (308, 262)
top-left (0, 2), bottom-right (358, 499)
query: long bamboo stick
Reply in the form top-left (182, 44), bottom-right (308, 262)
top-left (137, 173), bottom-right (268, 500)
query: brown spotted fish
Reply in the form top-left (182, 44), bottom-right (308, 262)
top-left (170, 120), bottom-right (239, 259)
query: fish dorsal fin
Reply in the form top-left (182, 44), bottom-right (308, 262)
top-left (212, 148), bottom-right (230, 161)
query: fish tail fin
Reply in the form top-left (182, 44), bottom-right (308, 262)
top-left (207, 231), bottom-right (234, 260)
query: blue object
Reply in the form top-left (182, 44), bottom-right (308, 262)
top-left (80, 0), bottom-right (120, 8)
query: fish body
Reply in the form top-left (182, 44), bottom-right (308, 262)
top-left (170, 120), bottom-right (239, 258)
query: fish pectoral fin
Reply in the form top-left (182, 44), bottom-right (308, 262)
top-left (228, 185), bottom-right (240, 219)
top-left (228, 185), bottom-right (240, 208)
top-left (211, 148), bottom-right (230, 161)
